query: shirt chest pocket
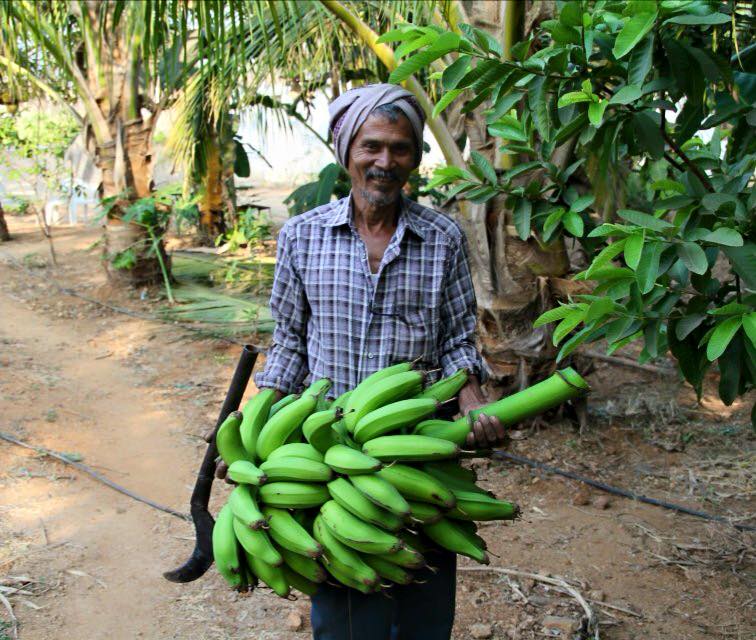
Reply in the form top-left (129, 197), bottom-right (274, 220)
top-left (384, 304), bottom-right (439, 368)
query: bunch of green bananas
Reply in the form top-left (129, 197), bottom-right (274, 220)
top-left (211, 363), bottom-right (519, 597)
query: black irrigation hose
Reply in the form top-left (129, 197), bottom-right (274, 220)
top-left (0, 431), bottom-right (190, 521)
top-left (493, 450), bottom-right (756, 533)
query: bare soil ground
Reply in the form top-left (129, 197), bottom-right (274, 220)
top-left (0, 215), bottom-right (753, 640)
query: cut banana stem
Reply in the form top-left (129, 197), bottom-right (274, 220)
top-left (454, 367), bottom-right (589, 427)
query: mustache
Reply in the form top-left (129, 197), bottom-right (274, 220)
top-left (365, 168), bottom-right (399, 181)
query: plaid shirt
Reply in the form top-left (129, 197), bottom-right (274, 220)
top-left (254, 194), bottom-right (485, 397)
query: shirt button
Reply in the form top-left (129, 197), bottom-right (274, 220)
top-left (367, 352), bottom-right (374, 359)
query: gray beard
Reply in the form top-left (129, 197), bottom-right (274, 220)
top-left (359, 187), bottom-right (397, 208)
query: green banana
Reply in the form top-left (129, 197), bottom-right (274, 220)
top-left (212, 504), bottom-right (243, 588)
top-left (312, 515), bottom-right (379, 590)
top-left (376, 547), bottom-right (426, 570)
top-left (416, 368), bottom-right (469, 402)
top-left (331, 389), bottom-right (353, 410)
top-left (302, 408), bottom-right (343, 453)
top-left (425, 460), bottom-right (478, 483)
top-left (447, 491), bottom-right (519, 521)
top-left (406, 500), bottom-right (443, 524)
top-left (228, 485), bottom-right (267, 530)
top-left (260, 457), bottom-right (333, 483)
top-left (327, 478), bottom-right (404, 532)
top-left (422, 463), bottom-right (488, 495)
top-left (280, 547), bottom-right (327, 583)
top-left (320, 500), bottom-right (403, 555)
top-left (362, 435), bottom-right (459, 462)
top-left (324, 444), bottom-right (382, 475)
top-left (268, 393), bottom-right (299, 418)
top-left (304, 377), bottom-right (332, 398)
top-left (285, 425), bottom-right (304, 444)
top-left (245, 552), bottom-right (290, 597)
top-left (282, 565), bottom-right (319, 596)
top-left (422, 518), bottom-right (489, 564)
top-left (413, 419), bottom-right (470, 446)
top-left (215, 411), bottom-right (248, 466)
top-left (267, 442), bottom-right (324, 463)
top-left (376, 464), bottom-right (456, 508)
top-left (261, 506), bottom-right (323, 558)
top-left (258, 482), bottom-right (330, 509)
top-left (349, 474), bottom-right (411, 517)
top-left (343, 362), bottom-right (414, 422)
top-left (344, 370), bottom-right (424, 432)
top-left (323, 560), bottom-right (377, 594)
top-left (239, 389), bottom-right (277, 460)
top-left (257, 392), bottom-right (320, 460)
top-left (353, 398), bottom-right (439, 444)
top-left (227, 460), bottom-right (267, 486)
top-left (361, 554), bottom-right (414, 585)
top-left (232, 517), bottom-right (283, 566)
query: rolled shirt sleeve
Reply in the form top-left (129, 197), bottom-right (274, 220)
top-left (438, 233), bottom-right (487, 382)
top-left (254, 222), bottom-right (311, 393)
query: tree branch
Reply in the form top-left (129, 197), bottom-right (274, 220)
top-left (660, 111), bottom-right (714, 192)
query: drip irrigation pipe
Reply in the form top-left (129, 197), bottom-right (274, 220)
top-left (491, 450), bottom-right (756, 533)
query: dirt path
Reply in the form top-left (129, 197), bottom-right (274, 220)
top-left (1, 217), bottom-right (753, 640)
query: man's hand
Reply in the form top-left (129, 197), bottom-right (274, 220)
top-left (458, 376), bottom-right (508, 450)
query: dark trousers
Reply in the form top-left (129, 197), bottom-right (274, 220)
top-left (310, 550), bottom-right (457, 640)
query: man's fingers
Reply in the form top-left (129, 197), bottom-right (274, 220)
top-left (215, 460), bottom-right (228, 479)
top-left (472, 420), bottom-right (487, 449)
top-left (203, 428), bottom-right (214, 444)
top-left (464, 430), bottom-right (476, 449)
top-left (491, 416), bottom-right (507, 443)
top-left (479, 414), bottom-right (498, 445)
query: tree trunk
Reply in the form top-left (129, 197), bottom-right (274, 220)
top-left (198, 129), bottom-right (226, 243)
top-left (97, 117), bottom-right (167, 287)
top-left (0, 202), bottom-right (10, 241)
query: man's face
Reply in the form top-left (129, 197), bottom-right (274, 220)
top-left (347, 112), bottom-right (417, 208)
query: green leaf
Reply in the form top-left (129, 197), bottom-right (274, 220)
top-left (613, 12), bottom-right (657, 60)
top-left (609, 85), bottom-right (642, 105)
top-left (706, 317), bottom-right (743, 361)
top-left (442, 56), bottom-right (471, 89)
top-left (389, 48), bottom-right (451, 84)
top-left (742, 313), bottom-right (756, 348)
top-left (394, 32), bottom-right (436, 59)
top-left (668, 319), bottom-right (709, 399)
top-left (701, 193), bottom-right (737, 212)
top-left (488, 121), bottom-right (527, 142)
top-left (635, 241), bottom-right (665, 294)
top-left (563, 211), bottom-right (584, 237)
top-left (632, 111), bottom-right (664, 158)
top-left (542, 208), bottom-right (566, 242)
top-left (585, 297), bottom-right (615, 323)
top-left (486, 92), bottom-right (522, 123)
top-left (722, 244), bottom-right (756, 290)
top-left (557, 323), bottom-right (602, 361)
top-left (627, 33), bottom-right (654, 86)
top-left (233, 140), bottom-right (250, 178)
top-left (708, 302), bottom-right (751, 316)
top-left (376, 28), bottom-right (421, 44)
top-left (432, 89), bottom-right (463, 119)
top-left (588, 101), bottom-right (608, 127)
top-left (618, 209), bottom-right (674, 231)
top-left (513, 199), bottom-right (532, 241)
top-left (703, 228), bottom-right (744, 247)
top-left (717, 335), bottom-right (742, 406)
top-left (675, 314), bottom-right (706, 340)
top-left (554, 113), bottom-right (589, 145)
top-left (533, 304), bottom-right (575, 328)
top-left (570, 194), bottom-right (595, 213)
top-left (552, 311), bottom-right (586, 346)
top-left (676, 242), bottom-right (708, 275)
top-left (528, 76), bottom-right (551, 140)
top-left (665, 12), bottom-right (731, 25)
top-left (558, 91), bottom-right (591, 107)
top-left (471, 151), bottom-right (497, 185)
top-left (624, 233), bottom-right (645, 270)
top-left (607, 329), bottom-right (643, 356)
top-left (586, 239), bottom-right (628, 278)
top-left (651, 179), bottom-right (686, 193)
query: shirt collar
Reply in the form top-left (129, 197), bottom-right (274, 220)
top-left (323, 193), bottom-right (426, 241)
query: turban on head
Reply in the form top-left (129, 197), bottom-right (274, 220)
top-left (328, 83), bottom-right (426, 169)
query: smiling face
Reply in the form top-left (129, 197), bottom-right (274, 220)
top-left (346, 112), bottom-right (417, 209)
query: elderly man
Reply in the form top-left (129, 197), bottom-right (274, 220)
top-left (254, 83), bottom-right (505, 639)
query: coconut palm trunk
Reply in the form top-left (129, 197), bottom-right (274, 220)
top-left (0, 203), bottom-right (10, 241)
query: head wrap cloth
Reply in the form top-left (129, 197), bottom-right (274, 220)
top-left (328, 83), bottom-right (426, 168)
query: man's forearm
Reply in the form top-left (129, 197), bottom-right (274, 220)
top-left (458, 375), bottom-right (486, 412)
